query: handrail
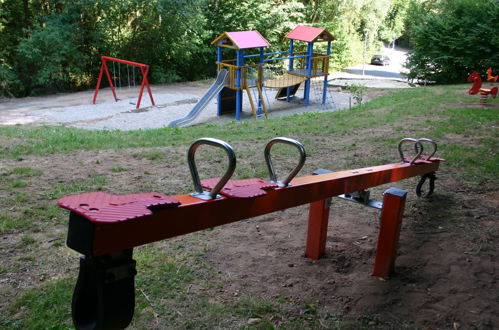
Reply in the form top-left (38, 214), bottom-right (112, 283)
top-left (217, 53), bottom-right (330, 90)
top-left (416, 138), bottom-right (437, 161)
top-left (264, 137), bottom-right (306, 187)
top-left (398, 138), bottom-right (423, 165)
top-left (188, 138), bottom-right (237, 200)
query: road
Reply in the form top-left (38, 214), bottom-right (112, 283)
top-left (333, 46), bottom-right (409, 80)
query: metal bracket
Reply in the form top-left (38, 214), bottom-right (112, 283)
top-left (338, 190), bottom-right (383, 209)
top-left (313, 168), bottom-right (382, 209)
top-left (71, 249), bottom-right (136, 329)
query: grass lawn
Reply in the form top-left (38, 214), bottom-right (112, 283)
top-left (0, 84), bottom-right (497, 329)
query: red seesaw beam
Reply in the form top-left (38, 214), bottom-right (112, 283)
top-left (68, 160), bottom-right (440, 260)
top-left (62, 158), bottom-right (441, 329)
top-left (92, 56), bottom-right (155, 109)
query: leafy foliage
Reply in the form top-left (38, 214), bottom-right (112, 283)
top-left (405, 0), bottom-right (499, 83)
top-left (0, 0), bottom-right (421, 96)
top-left (16, 18), bottom-right (87, 93)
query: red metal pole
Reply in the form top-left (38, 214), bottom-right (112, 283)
top-left (93, 56), bottom-right (155, 108)
top-left (372, 187), bottom-right (407, 278)
top-left (92, 62), bottom-right (105, 104)
top-left (142, 66), bottom-right (155, 108)
top-left (102, 60), bottom-right (118, 102)
top-left (136, 66), bottom-right (147, 109)
top-left (101, 56), bottom-right (147, 67)
top-left (305, 198), bottom-right (331, 259)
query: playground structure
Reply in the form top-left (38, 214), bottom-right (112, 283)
top-left (58, 136), bottom-right (444, 329)
top-left (213, 26), bottom-right (335, 121)
top-left (93, 56), bottom-right (155, 109)
top-left (169, 26), bottom-right (335, 126)
top-left (467, 70), bottom-right (498, 105)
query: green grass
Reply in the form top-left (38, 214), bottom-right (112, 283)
top-left (1, 278), bottom-right (74, 329)
top-left (0, 88), bottom-right (441, 157)
top-left (7, 167), bottom-right (44, 177)
top-left (1, 167), bottom-right (43, 191)
top-left (43, 175), bottom-right (107, 200)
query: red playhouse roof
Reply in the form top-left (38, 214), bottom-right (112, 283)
top-left (211, 31), bottom-right (270, 49)
top-left (285, 25), bottom-right (335, 43)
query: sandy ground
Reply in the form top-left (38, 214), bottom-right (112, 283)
top-left (0, 75), bottom-right (411, 130)
top-left (0, 45), bottom-right (412, 130)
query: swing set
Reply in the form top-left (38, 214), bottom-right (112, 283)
top-left (92, 56), bottom-right (155, 109)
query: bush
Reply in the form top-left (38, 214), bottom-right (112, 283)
top-left (406, 0), bottom-right (499, 83)
top-left (0, 62), bottom-right (22, 97)
top-left (16, 18), bottom-right (89, 94)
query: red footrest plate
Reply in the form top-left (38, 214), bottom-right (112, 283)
top-left (58, 192), bottom-right (180, 223)
top-left (201, 178), bottom-right (278, 198)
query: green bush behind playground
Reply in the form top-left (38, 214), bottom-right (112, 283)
top-left (2, 0), bottom-right (497, 97)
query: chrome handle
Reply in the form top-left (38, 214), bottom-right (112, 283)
top-left (188, 138), bottom-right (236, 200)
top-left (398, 138), bottom-right (423, 165)
top-left (264, 137), bottom-right (306, 187)
top-left (416, 138), bottom-right (437, 161)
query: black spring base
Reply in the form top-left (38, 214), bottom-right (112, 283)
top-left (72, 249), bottom-right (136, 329)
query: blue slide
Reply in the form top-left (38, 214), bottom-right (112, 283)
top-left (168, 69), bottom-right (229, 127)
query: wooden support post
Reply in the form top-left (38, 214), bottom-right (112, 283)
top-left (372, 187), bottom-right (407, 278)
top-left (305, 198), bottom-right (331, 259)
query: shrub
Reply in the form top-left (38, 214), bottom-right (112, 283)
top-left (406, 0), bottom-right (499, 83)
top-left (16, 18), bottom-right (88, 94)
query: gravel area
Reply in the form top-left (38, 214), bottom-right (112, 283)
top-left (0, 77), bottom-right (413, 131)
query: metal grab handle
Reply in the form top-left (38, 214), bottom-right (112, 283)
top-left (264, 137), bottom-right (306, 187)
top-left (398, 138), bottom-right (423, 165)
top-left (415, 138), bottom-right (437, 161)
top-left (188, 138), bottom-right (236, 200)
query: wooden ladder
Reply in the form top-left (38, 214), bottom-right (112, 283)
top-left (245, 85), bottom-right (268, 119)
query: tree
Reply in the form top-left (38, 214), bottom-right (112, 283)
top-left (405, 0), bottom-right (499, 83)
top-left (1, 0), bottom-right (416, 96)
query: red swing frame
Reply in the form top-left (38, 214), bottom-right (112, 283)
top-left (92, 56), bottom-right (155, 109)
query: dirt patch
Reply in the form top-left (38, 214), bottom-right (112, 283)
top-left (1, 140), bottom-right (497, 328)
top-left (197, 180), bottom-right (497, 329)
top-left (447, 103), bottom-right (499, 109)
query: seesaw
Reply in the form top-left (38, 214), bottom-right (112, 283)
top-left (58, 137), bottom-right (444, 329)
